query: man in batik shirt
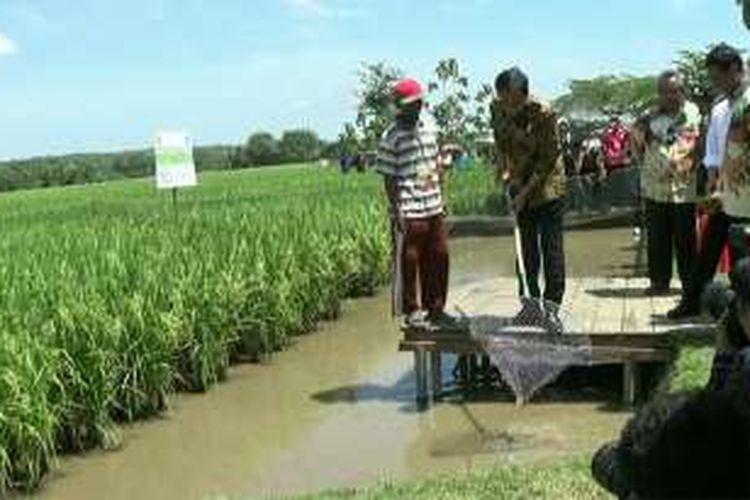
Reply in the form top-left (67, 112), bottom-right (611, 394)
top-left (631, 70), bottom-right (700, 296)
top-left (490, 67), bottom-right (567, 305)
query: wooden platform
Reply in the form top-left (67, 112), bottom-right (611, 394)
top-left (399, 277), bottom-right (717, 405)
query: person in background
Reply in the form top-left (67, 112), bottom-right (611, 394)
top-left (601, 116), bottom-right (632, 175)
top-left (669, 43), bottom-right (749, 319)
top-left (376, 78), bottom-right (455, 329)
top-left (577, 134), bottom-right (605, 178)
top-left (491, 67), bottom-right (567, 306)
top-left (631, 70), bottom-right (700, 296)
top-left (557, 117), bottom-right (577, 177)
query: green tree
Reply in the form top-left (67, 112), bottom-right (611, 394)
top-left (333, 122), bottom-right (360, 157)
top-left (428, 58), bottom-right (471, 146)
top-left (737, 0), bottom-right (750, 28)
top-left (243, 132), bottom-right (280, 166)
top-left (467, 83), bottom-right (494, 152)
top-left (278, 129), bottom-right (321, 163)
top-left (674, 48), bottom-right (713, 115)
top-left (553, 74), bottom-right (657, 118)
top-left (354, 62), bottom-right (403, 150)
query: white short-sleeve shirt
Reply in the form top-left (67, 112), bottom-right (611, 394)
top-left (704, 98), bottom-right (731, 170)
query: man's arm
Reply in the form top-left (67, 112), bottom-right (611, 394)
top-left (376, 134), bottom-right (404, 229)
top-left (383, 176), bottom-right (400, 214)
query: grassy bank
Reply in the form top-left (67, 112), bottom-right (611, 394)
top-left (297, 457), bottom-right (608, 500)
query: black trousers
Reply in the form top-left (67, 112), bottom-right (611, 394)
top-left (683, 211), bottom-right (747, 308)
top-left (517, 198), bottom-right (566, 304)
top-left (645, 200), bottom-right (696, 292)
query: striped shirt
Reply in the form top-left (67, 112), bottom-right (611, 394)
top-left (376, 117), bottom-right (444, 219)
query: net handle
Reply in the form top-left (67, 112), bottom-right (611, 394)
top-left (507, 190), bottom-right (530, 298)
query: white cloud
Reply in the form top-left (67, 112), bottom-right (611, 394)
top-left (437, 0), bottom-right (491, 16)
top-left (282, 0), bottom-right (374, 20)
top-left (672, 0), bottom-right (703, 13)
top-left (283, 0), bottom-right (328, 16)
top-left (0, 32), bottom-right (18, 56)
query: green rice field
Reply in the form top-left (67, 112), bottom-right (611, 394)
top-left (0, 163), bottom-right (497, 494)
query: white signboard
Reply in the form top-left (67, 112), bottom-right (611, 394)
top-left (154, 131), bottom-right (197, 189)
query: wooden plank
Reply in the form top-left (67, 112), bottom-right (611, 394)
top-left (447, 278), bottom-right (519, 317)
top-left (588, 333), bottom-right (670, 349)
top-left (621, 277), bottom-right (658, 335)
top-left (650, 281), bottom-right (682, 331)
top-left (574, 276), bottom-right (617, 334)
top-left (431, 352), bottom-right (442, 397)
top-left (399, 340), bottom-right (671, 362)
top-left (605, 276), bottom-right (628, 335)
top-left (562, 276), bottom-right (584, 316)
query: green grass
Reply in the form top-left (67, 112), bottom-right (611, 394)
top-left (444, 163), bottom-right (504, 216)
top-left (291, 457), bottom-right (608, 500)
top-left (665, 341), bottom-right (714, 392)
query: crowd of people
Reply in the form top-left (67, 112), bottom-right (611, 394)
top-left (376, 42), bottom-right (750, 323)
top-left (375, 41), bottom-right (750, 497)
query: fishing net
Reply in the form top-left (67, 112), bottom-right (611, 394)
top-left (464, 298), bottom-right (592, 405)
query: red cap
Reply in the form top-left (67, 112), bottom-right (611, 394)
top-left (393, 78), bottom-right (424, 107)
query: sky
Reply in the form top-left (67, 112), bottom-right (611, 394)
top-left (0, 0), bottom-right (748, 160)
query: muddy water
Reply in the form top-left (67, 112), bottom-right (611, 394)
top-left (32, 228), bottom-right (637, 500)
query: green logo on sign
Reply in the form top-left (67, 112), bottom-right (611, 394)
top-left (157, 148), bottom-right (191, 169)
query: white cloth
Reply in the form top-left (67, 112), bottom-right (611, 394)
top-left (704, 98), bottom-right (731, 170)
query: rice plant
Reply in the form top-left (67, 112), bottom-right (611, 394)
top-left (0, 162), bottom-right (490, 493)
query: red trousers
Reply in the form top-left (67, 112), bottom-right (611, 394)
top-left (394, 215), bottom-right (449, 315)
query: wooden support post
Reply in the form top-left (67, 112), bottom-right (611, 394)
top-left (414, 350), bottom-right (429, 404)
top-left (430, 351), bottom-right (442, 399)
top-left (458, 355), bottom-right (469, 387)
top-left (623, 361), bottom-right (639, 406)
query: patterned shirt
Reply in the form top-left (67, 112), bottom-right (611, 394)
top-left (639, 100), bottom-right (701, 203)
top-left (490, 98), bottom-right (566, 208)
top-left (721, 86), bottom-right (750, 218)
top-left (376, 117), bottom-right (443, 219)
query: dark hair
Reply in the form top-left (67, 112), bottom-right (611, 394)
top-left (657, 69), bottom-right (683, 90)
top-left (495, 67), bottom-right (529, 96)
top-left (706, 43), bottom-right (744, 72)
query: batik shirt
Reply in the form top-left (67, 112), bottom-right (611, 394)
top-left (639, 101), bottom-right (701, 204)
top-left (490, 98), bottom-right (566, 208)
top-left (722, 86), bottom-right (750, 219)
